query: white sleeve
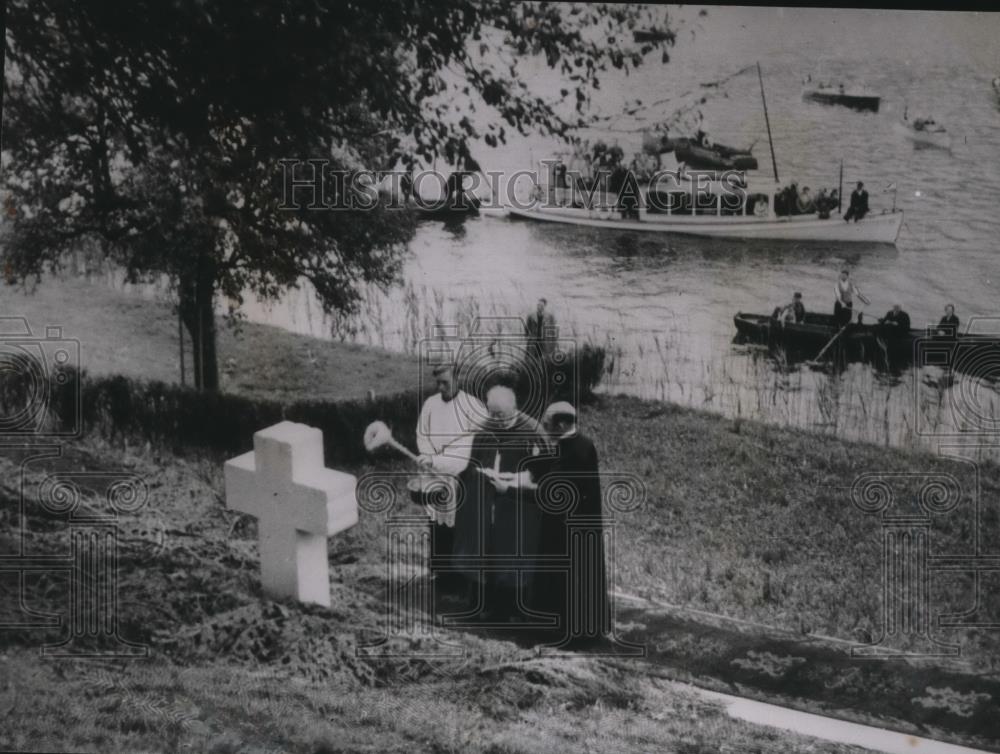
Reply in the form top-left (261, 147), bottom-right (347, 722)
top-left (431, 435), bottom-right (475, 475)
top-left (416, 399), bottom-right (434, 456)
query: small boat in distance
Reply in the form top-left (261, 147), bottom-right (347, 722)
top-left (633, 28), bottom-right (673, 43)
top-left (895, 106), bottom-right (952, 150)
top-left (802, 81), bottom-right (880, 112)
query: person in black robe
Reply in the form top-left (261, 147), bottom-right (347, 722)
top-left (531, 402), bottom-right (610, 646)
top-left (450, 385), bottom-right (550, 624)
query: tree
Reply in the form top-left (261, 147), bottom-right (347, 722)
top-left (3, 1), bottom-right (674, 390)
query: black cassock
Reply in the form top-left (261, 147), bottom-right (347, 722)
top-left (531, 432), bottom-right (610, 641)
top-left (452, 419), bottom-right (549, 619)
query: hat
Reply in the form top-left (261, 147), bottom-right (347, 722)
top-left (543, 401), bottom-right (577, 421)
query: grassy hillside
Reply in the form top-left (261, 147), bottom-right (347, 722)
top-left (0, 437), bottom-right (877, 754)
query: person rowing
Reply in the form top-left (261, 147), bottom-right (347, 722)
top-left (833, 268), bottom-right (868, 328)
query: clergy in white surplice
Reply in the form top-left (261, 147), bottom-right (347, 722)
top-left (416, 363), bottom-right (487, 586)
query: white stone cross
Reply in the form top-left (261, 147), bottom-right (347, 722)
top-left (224, 421), bottom-right (358, 607)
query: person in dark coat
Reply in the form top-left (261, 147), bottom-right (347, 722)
top-left (451, 385), bottom-right (549, 623)
top-left (878, 304), bottom-right (911, 338)
top-left (843, 181), bottom-right (869, 222)
top-left (525, 298), bottom-right (557, 360)
top-left (531, 401), bottom-right (610, 646)
top-left (937, 304), bottom-right (960, 337)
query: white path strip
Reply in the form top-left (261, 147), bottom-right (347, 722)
top-left (692, 686), bottom-right (994, 754)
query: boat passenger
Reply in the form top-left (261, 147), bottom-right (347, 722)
top-left (779, 292), bottom-right (806, 324)
top-left (796, 186), bottom-right (816, 214)
top-left (833, 269), bottom-right (862, 327)
top-left (843, 182), bottom-right (869, 222)
top-left (878, 304), bottom-right (911, 336)
top-left (815, 188), bottom-right (836, 219)
top-left (937, 304), bottom-right (960, 337)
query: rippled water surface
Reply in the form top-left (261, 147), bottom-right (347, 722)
top-left (237, 7), bottom-right (1000, 455)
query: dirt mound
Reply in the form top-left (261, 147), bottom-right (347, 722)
top-left (154, 600), bottom-right (472, 688)
top-left (453, 656), bottom-right (645, 721)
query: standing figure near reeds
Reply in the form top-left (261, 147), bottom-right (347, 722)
top-left (525, 298), bottom-right (558, 361)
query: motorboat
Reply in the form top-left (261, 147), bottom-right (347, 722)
top-left (895, 108), bottom-right (952, 150)
top-left (510, 173), bottom-right (903, 244)
top-left (802, 82), bottom-right (880, 112)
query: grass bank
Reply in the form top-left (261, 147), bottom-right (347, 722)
top-left (2, 272), bottom-right (422, 402)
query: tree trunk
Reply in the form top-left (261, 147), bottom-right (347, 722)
top-left (178, 255), bottom-right (219, 392)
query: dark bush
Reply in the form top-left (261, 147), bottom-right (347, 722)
top-left (9, 343), bottom-right (605, 464)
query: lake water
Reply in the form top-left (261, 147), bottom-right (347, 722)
top-left (231, 7), bottom-right (1000, 456)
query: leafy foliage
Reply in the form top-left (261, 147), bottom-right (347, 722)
top-left (2, 1), bottom-right (672, 387)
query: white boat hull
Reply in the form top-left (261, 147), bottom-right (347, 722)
top-left (507, 206), bottom-right (903, 244)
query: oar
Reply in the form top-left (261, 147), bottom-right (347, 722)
top-left (807, 303), bottom-right (866, 366)
top-left (807, 322), bottom-right (851, 366)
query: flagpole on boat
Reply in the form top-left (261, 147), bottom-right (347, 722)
top-left (756, 61), bottom-right (779, 183)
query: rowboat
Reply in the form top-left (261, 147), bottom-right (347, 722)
top-left (802, 85), bottom-right (880, 113)
top-left (734, 311), bottom-right (912, 357)
top-left (733, 311), bottom-right (997, 369)
top-left (512, 176), bottom-right (903, 244)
